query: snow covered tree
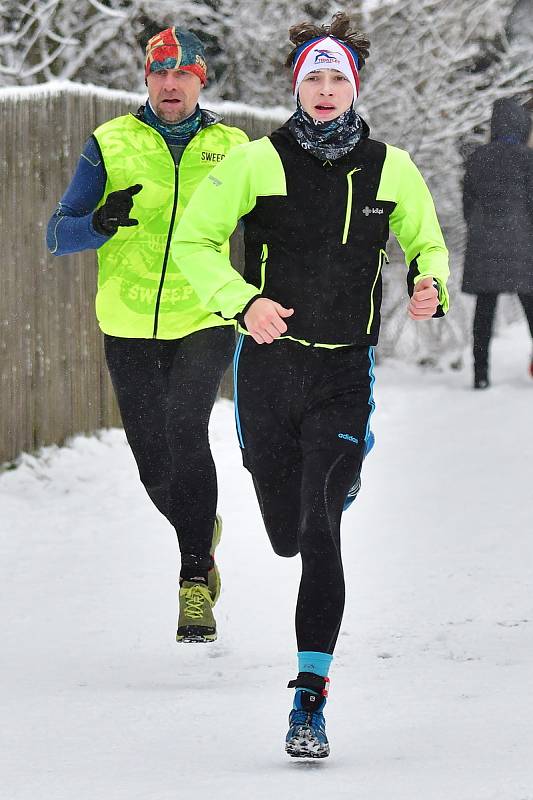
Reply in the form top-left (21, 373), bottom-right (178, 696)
top-left (2, 1), bottom-right (530, 112)
top-left (197, 0), bottom-right (346, 104)
top-left (0, 0), bottom-right (347, 99)
top-left (0, 0), bottom-right (225, 90)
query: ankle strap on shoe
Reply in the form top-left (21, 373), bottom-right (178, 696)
top-left (287, 671), bottom-right (330, 697)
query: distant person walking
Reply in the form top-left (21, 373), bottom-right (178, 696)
top-left (462, 98), bottom-right (533, 388)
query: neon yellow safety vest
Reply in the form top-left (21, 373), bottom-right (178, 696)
top-left (93, 113), bottom-right (248, 339)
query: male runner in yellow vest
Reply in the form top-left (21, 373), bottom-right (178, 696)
top-left (47, 25), bottom-right (248, 643)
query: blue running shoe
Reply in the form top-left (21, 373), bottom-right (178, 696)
top-left (343, 430), bottom-right (375, 511)
top-left (285, 673), bottom-right (330, 758)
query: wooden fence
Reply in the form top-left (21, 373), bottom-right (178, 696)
top-left (0, 84), bottom-right (286, 464)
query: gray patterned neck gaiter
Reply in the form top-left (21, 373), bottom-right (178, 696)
top-left (287, 98), bottom-right (364, 162)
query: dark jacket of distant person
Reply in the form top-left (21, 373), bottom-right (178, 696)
top-left (462, 98), bottom-right (533, 295)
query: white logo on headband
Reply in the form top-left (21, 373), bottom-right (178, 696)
top-left (314, 49), bottom-right (342, 65)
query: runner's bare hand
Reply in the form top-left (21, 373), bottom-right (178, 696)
top-left (244, 298), bottom-right (294, 344)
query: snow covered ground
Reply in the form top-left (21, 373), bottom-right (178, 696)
top-left (2, 322), bottom-right (532, 800)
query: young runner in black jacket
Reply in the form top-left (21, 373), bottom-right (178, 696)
top-left (173, 12), bottom-right (449, 758)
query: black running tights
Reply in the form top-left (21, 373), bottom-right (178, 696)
top-left (104, 327), bottom-right (234, 577)
top-left (234, 337), bottom-right (374, 654)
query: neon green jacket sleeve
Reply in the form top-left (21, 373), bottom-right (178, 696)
top-left (172, 137), bottom-right (285, 319)
top-left (380, 146), bottom-right (450, 313)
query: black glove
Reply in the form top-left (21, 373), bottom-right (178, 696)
top-left (92, 184), bottom-right (143, 236)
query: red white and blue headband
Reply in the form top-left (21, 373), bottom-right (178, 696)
top-left (292, 36), bottom-right (360, 101)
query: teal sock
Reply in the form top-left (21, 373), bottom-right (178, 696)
top-left (297, 651), bottom-right (333, 678)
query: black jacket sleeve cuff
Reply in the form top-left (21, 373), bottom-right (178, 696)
top-left (235, 294), bottom-right (262, 328)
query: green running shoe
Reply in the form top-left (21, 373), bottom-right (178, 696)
top-left (176, 581), bottom-right (217, 643)
top-left (207, 513), bottom-right (222, 605)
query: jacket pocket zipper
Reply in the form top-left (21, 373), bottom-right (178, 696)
top-left (367, 249), bottom-right (389, 334)
top-left (259, 243), bottom-right (268, 291)
top-left (342, 167), bottom-right (362, 245)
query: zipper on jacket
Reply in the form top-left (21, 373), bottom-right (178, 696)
top-left (133, 114), bottom-right (181, 340)
top-left (366, 248), bottom-right (389, 334)
top-left (259, 243), bottom-right (269, 291)
top-left (153, 158), bottom-right (179, 338)
top-left (342, 167), bottom-right (362, 245)
top-left (133, 114), bottom-right (222, 338)
top-left (151, 122), bottom-right (221, 338)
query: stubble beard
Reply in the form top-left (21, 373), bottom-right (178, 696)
top-left (155, 100), bottom-right (191, 125)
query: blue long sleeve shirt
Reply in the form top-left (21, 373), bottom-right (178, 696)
top-left (47, 136), bottom-right (111, 255)
top-left (46, 103), bottom-right (207, 256)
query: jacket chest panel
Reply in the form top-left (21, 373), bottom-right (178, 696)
top-left (250, 137), bottom-right (392, 250)
top-left (98, 132), bottom-right (175, 238)
top-left (178, 141), bottom-right (231, 198)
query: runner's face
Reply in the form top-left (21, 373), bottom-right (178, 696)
top-left (298, 69), bottom-right (354, 122)
top-left (147, 69), bottom-right (202, 123)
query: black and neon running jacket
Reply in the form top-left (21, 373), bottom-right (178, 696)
top-left (172, 120), bottom-right (449, 346)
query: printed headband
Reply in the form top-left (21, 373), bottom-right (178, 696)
top-left (145, 26), bottom-right (207, 85)
top-left (292, 36), bottom-right (360, 100)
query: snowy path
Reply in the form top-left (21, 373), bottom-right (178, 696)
top-left (2, 323), bottom-right (532, 800)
